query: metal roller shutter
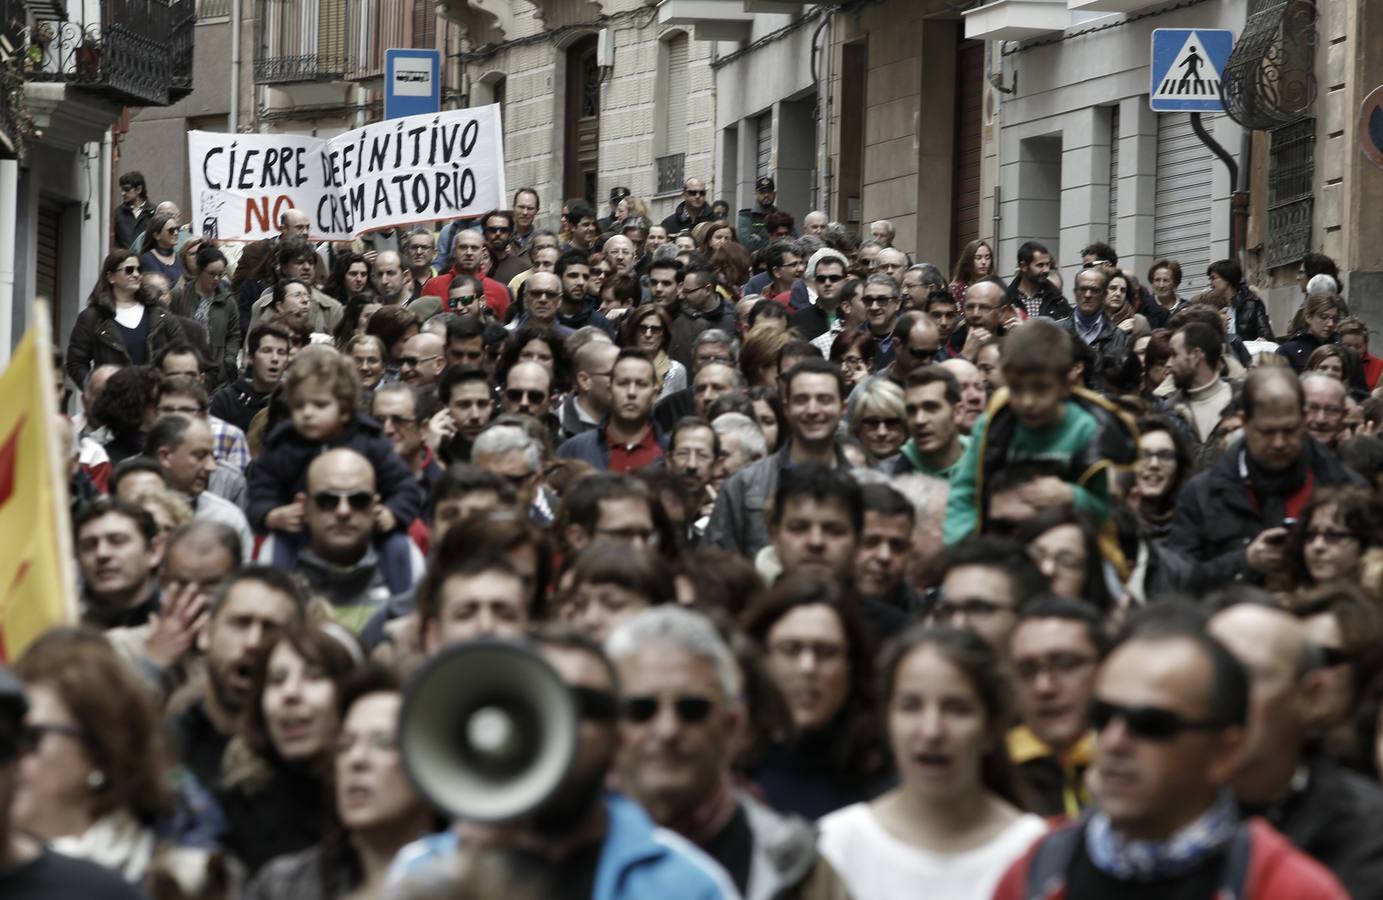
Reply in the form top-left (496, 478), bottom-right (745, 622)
top-left (950, 40), bottom-right (984, 258)
top-left (36, 201), bottom-right (60, 306)
top-left (665, 35), bottom-right (688, 157)
top-left (756, 113), bottom-right (772, 179)
top-left (1153, 113), bottom-right (1218, 296)
top-left (1108, 105), bottom-right (1119, 251)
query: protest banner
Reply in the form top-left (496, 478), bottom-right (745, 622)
top-left (188, 104), bottom-right (507, 241)
top-left (0, 304), bottom-right (76, 661)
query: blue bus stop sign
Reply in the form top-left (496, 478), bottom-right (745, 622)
top-left (385, 48), bottom-right (441, 121)
top-left (1149, 29), bottom-right (1234, 113)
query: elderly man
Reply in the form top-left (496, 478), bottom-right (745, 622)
top-left (145, 415), bottom-right (253, 557)
top-left (608, 607), bottom-right (849, 899)
top-left (948, 279), bottom-right (1008, 360)
top-left (257, 449), bottom-right (425, 631)
top-left (711, 412), bottom-right (767, 491)
top-left (471, 423), bottom-right (553, 525)
top-left (1061, 267), bottom-right (1131, 373)
top-left (870, 219), bottom-right (896, 249)
top-left (995, 609), bottom-right (1347, 899)
top-left (1210, 601), bottom-right (1383, 900)
top-left (373, 383), bottom-right (441, 494)
top-left (603, 233), bottom-right (636, 274)
top-left (1166, 368), bottom-right (1364, 593)
top-left (802, 210), bottom-right (829, 237)
top-left (874, 247), bottom-right (908, 285)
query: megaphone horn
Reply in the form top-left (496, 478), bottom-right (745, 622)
top-left (399, 640), bottom-right (578, 823)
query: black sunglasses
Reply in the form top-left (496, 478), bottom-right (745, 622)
top-left (623, 694), bottom-right (714, 725)
top-left (1090, 700), bottom-right (1225, 742)
top-left (817, 274), bottom-right (846, 284)
top-left (505, 388), bottom-right (547, 406)
top-left (571, 686), bottom-right (620, 722)
top-left (311, 490), bottom-right (373, 513)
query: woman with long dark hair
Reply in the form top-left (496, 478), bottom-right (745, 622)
top-left (1017, 509), bottom-right (1118, 618)
top-left (817, 626), bottom-right (1044, 900)
top-left (66, 250), bottom-right (184, 386)
top-left (742, 575), bottom-right (891, 820)
top-left (243, 665), bottom-right (434, 899)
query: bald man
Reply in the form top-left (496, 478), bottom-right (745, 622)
top-left (603, 234), bottom-right (636, 274)
top-left (802, 211), bottom-right (829, 237)
top-left (560, 340), bottom-right (621, 442)
top-left (950, 279), bottom-right (1009, 360)
top-left (399, 332), bottom-right (446, 387)
top-left (940, 358), bottom-right (987, 434)
top-left (1166, 368), bottom-right (1366, 593)
top-left (661, 177), bottom-right (715, 234)
top-left (258, 448), bottom-right (425, 631)
top-left (1210, 602), bottom-right (1383, 899)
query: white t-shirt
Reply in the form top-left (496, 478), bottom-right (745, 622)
top-left (817, 802), bottom-right (1047, 900)
top-left (113, 303), bottom-right (146, 329)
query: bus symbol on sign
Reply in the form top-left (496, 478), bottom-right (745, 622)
top-left (1149, 29), bottom-right (1234, 113)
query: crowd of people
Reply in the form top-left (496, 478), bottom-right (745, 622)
top-left (7, 166), bottom-right (1380, 898)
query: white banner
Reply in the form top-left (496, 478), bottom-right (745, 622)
top-left (188, 105), bottom-right (507, 242)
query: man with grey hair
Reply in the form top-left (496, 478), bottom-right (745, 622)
top-left (655, 330), bottom-right (739, 432)
top-left (874, 247), bottom-right (908, 285)
top-left (146, 414), bottom-right (253, 557)
top-left (607, 606), bottom-right (850, 900)
top-left (802, 210), bottom-right (829, 237)
top-left (472, 422), bottom-right (550, 523)
top-left (710, 412), bottom-right (767, 491)
top-left (870, 219), bottom-right (896, 249)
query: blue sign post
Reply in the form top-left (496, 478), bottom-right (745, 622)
top-left (384, 48), bottom-right (441, 120)
top-left (1149, 29), bottom-right (1234, 113)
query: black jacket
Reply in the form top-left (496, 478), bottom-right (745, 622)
top-left (788, 303), bottom-right (830, 342)
top-left (1232, 285), bottom-right (1276, 341)
top-left (1163, 438), bottom-right (1365, 593)
top-left (1005, 273), bottom-right (1072, 321)
top-left (65, 297), bottom-right (184, 388)
top-left (114, 203), bottom-right (152, 250)
top-left (1060, 313), bottom-right (1132, 378)
top-left (1265, 757), bottom-right (1383, 900)
top-left (660, 201), bottom-right (716, 235)
top-left (1277, 331), bottom-right (1328, 373)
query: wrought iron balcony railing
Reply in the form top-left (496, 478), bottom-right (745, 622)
top-left (656, 152), bottom-right (685, 195)
top-left (254, 0), bottom-right (351, 85)
top-left (20, 0), bottom-right (196, 108)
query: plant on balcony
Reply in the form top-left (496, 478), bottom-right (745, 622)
top-left (75, 30), bottom-right (100, 79)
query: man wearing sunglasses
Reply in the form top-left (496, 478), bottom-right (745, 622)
top-left (419, 228), bottom-right (512, 322)
top-left (257, 449), bottom-right (424, 633)
top-left (669, 264), bottom-right (736, 370)
top-left (660, 177), bottom-right (715, 235)
top-left (609, 606), bottom-right (846, 899)
top-left (0, 665), bottom-right (147, 896)
top-left (397, 332), bottom-right (446, 388)
top-left (789, 248), bottom-right (850, 344)
top-left (1209, 602), bottom-right (1383, 900)
top-left (390, 624), bottom-right (737, 899)
top-left (996, 610), bottom-right (1346, 900)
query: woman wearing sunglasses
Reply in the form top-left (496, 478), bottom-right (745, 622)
top-left (848, 378), bottom-right (908, 468)
top-left (12, 628), bottom-right (226, 894)
top-left (1293, 583), bottom-right (1383, 768)
top-left (220, 624), bottom-right (362, 876)
top-left (66, 249), bottom-right (185, 389)
top-left (818, 626), bottom-right (1045, 900)
top-left (620, 304), bottom-right (686, 400)
top-left (742, 576), bottom-right (891, 820)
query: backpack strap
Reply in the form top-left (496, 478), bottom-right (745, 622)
top-left (1025, 824), bottom-right (1085, 900)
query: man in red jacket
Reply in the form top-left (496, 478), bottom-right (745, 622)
top-left (993, 608), bottom-right (1346, 900)
top-left (420, 227), bottom-right (510, 320)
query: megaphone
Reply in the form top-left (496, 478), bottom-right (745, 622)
top-left (399, 640), bottom-right (578, 822)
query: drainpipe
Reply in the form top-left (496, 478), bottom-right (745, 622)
top-left (229, 0), bottom-right (243, 132)
top-left (0, 159), bottom-right (18, 361)
top-left (100, 129), bottom-right (113, 257)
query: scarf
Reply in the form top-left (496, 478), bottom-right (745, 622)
top-left (52, 810), bottom-right (156, 884)
top-left (1242, 443), bottom-right (1311, 525)
top-left (1085, 791), bottom-right (1238, 882)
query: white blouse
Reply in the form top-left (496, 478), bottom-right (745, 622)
top-left (817, 802), bottom-right (1047, 900)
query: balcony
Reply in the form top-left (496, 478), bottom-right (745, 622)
top-left (255, 0), bottom-right (354, 106)
top-left (963, 0), bottom-right (1069, 41)
top-left (20, 0), bottom-right (197, 108)
top-left (658, 0), bottom-right (755, 41)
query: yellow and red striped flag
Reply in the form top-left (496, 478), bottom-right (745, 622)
top-left (0, 304), bottom-right (76, 661)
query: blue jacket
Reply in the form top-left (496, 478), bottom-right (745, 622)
top-left (389, 794), bottom-right (740, 900)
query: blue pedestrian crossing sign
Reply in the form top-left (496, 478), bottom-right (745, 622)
top-left (1149, 29), bottom-right (1234, 112)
